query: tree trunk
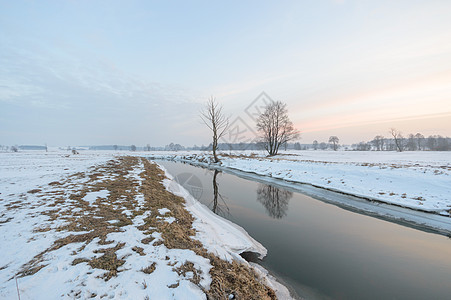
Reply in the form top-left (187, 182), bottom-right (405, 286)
top-left (212, 170), bottom-right (219, 213)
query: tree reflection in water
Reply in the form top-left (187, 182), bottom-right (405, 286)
top-left (256, 184), bottom-right (292, 219)
top-left (210, 169), bottom-right (230, 217)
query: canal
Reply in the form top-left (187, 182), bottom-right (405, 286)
top-left (157, 160), bottom-right (451, 300)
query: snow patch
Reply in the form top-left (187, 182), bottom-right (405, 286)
top-left (158, 208), bottom-right (171, 215)
top-left (82, 190), bottom-right (109, 204)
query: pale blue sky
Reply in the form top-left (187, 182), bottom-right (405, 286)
top-left (1, 0), bottom-right (450, 146)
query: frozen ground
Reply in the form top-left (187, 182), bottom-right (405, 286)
top-left (150, 150), bottom-right (451, 216)
top-left (0, 151), bottom-right (290, 299)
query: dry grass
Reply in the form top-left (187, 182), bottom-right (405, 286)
top-left (88, 242), bottom-right (126, 280)
top-left (17, 157), bottom-right (139, 278)
top-left (15, 156), bottom-right (277, 299)
top-left (174, 261), bottom-right (202, 285)
top-left (168, 282), bottom-right (179, 288)
top-left (27, 189), bottom-right (41, 194)
top-left (0, 217), bottom-right (13, 224)
top-left (139, 159), bottom-right (276, 300)
top-left (142, 262), bottom-right (156, 274)
top-left (132, 246), bottom-right (145, 256)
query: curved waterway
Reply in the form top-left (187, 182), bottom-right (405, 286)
top-left (156, 160), bottom-right (451, 300)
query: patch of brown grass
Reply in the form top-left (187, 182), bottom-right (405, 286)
top-left (168, 282), bottom-right (179, 288)
top-left (174, 261), bottom-right (202, 285)
top-left (17, 157), bottom-right (140, 279)
top-left (132, 246), bottom-right (145, 256)
top-left (0, 217), bottom-right (13, 224)
top-left (85, 242), bottom-right (126, 280)
top-left (5, 200), bottom-right (23, 211)
top-left (72, 258), bottom-right (90, 266)
top-left (17, 264), bottom-right (47, 277)
top-left (204, 252), bottom-right (276, 300)
top-left (27, 189), bottom-right (41, 194)
top-left (16, 156), bottom-right (277, 299)
top-left (33, 226), bottom-right (52, 233)
top-left (142, 262), bottom-right (156, 274)
top-left (141, 237), bottom-right (155, 244)
top-left (139, 160), bottom-right (276, 299)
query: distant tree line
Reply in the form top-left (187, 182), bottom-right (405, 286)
top-left (352, 133), bottom-right (450, 151)
top-left (311, 138), bottom-right (341, 151)
top-left (308, 133), bottom-right (450, 152)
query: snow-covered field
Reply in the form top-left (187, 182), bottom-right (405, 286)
top-left (151, 150), bottom-right (451, 215)
top-left (1, 149), bottom-right (449, 298)
top-left (0, 151), bottom-right (289, 299)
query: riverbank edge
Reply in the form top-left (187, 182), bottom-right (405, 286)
top-left (0, 153), bottom-right (294, 299)
top-left (151, 155), bottom-right (451, 236)
top-left (156, 161), bottom-right (296, 299)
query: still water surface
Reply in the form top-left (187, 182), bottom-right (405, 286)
top-left (157, 160), bottom-right (451, 300)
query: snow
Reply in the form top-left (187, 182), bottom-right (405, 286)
top-left (0, 150), bottom-right (290, 299)
top-left (83, 190), bottom-right (109, 205)
top-left (0, 151), bottom-right (114, 200)
top-left (250, 263), bottom-right (294, 300)
top-left (223, 156), bottom-right (450, 213)
top-left (162, 165), bottom-right (267, 261)
top-left (152, 150), bottom-right (451, 214)
top-left (148, 150), bottom-right (451, 234)
top-left (158, 208), bottom-right (171, 215)
top-left (7, 148), bottom-right (446, 298)
top-left (161, 164), bottom-right (292, 299)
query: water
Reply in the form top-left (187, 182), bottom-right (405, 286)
top-left (157, 160), bottom-right (451, 300)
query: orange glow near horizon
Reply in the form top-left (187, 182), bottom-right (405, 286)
top-left (286, 68), bottom-right (451, 143)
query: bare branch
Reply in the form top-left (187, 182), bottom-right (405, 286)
top-left (199, 96), bottom-right (229, 163)
top-left (256, 101), bottom-right (300, 156)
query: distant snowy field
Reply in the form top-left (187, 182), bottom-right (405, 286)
top-left (152, 150), bottom-right (451, 215)
top-left (0, 150), bottom-right (289, 299)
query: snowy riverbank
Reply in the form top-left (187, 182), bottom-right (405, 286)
top-left (0, 151), bottom-right (291, 299)
top-left (153, 150), bottom-right (451, 215)
top-left (147, 150), bottom-right (451, 234)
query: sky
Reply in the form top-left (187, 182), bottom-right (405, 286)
top-left (1, 0), bottom-right (450, 147)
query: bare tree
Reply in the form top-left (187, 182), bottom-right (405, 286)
top-left (436, 135), bottom-right (450, 151)
top-left (427, 135), bottom-right (436, 150)
top-left (256, 101), bottom-right (299, 156)
top-left (130, 145), bottom-right (137, 151)
top-left (389, 128), bottom-right (404, 152)
top-left (328, 136), bottom-right (339, 151)
top-left (414, 133), bottom-right (424, 150)
top-left (113, 145), bottom-right (118, 151)
top-left (355, 141), bottom-right (371, 151)
top-left (174, 143), bottom-right (184, 151)
top-left (373, 135), bottom-right (384, 151)
top-left (200, 97), bottom-right (229, 163)
top-left (406, 134), bottom-right (417, 151)
top-left (312, 140), bottom-right (318, 150)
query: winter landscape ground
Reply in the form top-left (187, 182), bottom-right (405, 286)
top-left (2, 1), bottom-right (451, 299)
top-left (1, 149), bottom-right (450, 299)
top-left (0, 151), bottom-right (289, 299)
